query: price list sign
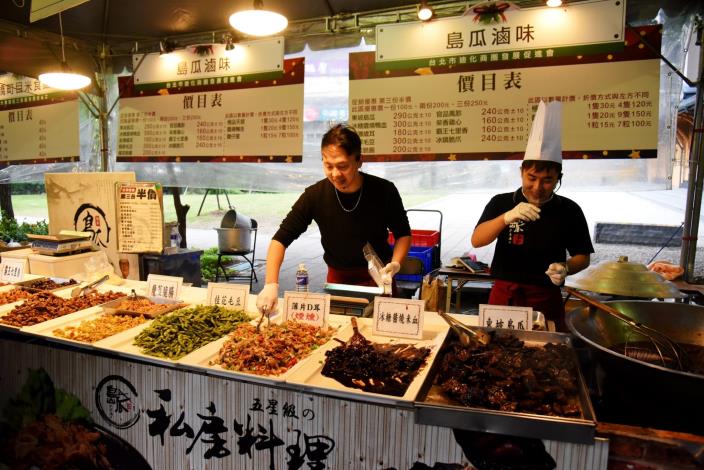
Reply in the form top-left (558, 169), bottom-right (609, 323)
top-left (0, 74), bottom-right (81, 164)
top-left (116, 182), bottom-right (163, 253)
top-left (349, 25), bottom-right (660, 162)
top-left (372, 297), bottom-right (424, 340)
top-left (207, 282), bottom-right (249, 311)
top-left (116, 58), bottom-right (303, 163)
top-left (283, 292), bottom-right (330, 328)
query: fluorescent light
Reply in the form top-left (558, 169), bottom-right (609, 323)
top-left (546, 0), bottom-right (562, 7)
top-left (229, 0), bottom-right (287, 36)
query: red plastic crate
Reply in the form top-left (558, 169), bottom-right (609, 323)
top-left (388, 229), bottom-right (440, 247)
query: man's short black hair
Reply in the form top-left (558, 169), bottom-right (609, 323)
top-left (521, 159), bottom-right (562, 180)
top-left (321, 123), bottom-right (362, 161)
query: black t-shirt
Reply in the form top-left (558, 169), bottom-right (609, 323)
top-left (273, 172), bottom-right (411, 269)
top-left (476, 189), bottom-right (595, 286)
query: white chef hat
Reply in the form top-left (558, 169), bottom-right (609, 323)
top-left (524, 100), bottom-right (562, 164)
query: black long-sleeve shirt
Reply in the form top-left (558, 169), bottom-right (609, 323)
top-left (273, 173), bottom-right (411, 269)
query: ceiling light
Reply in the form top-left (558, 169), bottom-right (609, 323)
top-left (546, 0), bottom-right (563, 7)
top-left (38, 12), bottom-right (91, 91)
top-left (229, 0), bottom-right (288, 37)
top-left (418, 1), bottom-right (433, 21)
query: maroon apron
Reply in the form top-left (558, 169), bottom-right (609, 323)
top-left (488, 279), bottom-right (566, 331)
top-left (327, 265), bottom-right (398, 297)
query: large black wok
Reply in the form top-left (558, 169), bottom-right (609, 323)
top-left (567, 300), bottom-right (704, 435)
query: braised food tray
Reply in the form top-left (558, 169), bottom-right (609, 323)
top-left (101, 295), bottom-right (187, 318)
top-left (286, 317), bottom-right (449, 406)
top-left (414, 328), bottom-right (596, 444)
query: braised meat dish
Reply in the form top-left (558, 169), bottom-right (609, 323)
top-left (437, 334), bottom-right (581, 417)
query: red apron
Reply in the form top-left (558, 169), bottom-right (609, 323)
top-left (327, 266), bottom-right (398, 297)
top-left (488, 279), bottom-right (566, 331)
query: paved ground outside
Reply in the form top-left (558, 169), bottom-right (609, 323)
top-left (187, 188), bottom-right (704, 294)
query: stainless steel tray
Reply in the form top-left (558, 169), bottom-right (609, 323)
top-left (101, 295), bottom-right (187, 318)
top-left (414, 328), bottom-right (596, 444)
top-left (13, 277), bottom-right (79, 293)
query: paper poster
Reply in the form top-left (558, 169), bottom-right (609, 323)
top-left (45, 172), bottom-right (136, 274)
top-left (116, 182), bottom-right (164, 253)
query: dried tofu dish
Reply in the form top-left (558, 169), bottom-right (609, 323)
top-left (214, 321), bottom-right (336, 376)
top-left (53, 314), bottom-right (148, 343)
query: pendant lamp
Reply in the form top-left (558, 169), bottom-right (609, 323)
top-left (38, 12), bottom-right (91, 90)
top-left (229, 0), bottom-right (288, 37)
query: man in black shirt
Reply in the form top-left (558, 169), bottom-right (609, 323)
top-left (471, 101), bottom-right (594, 330)
top-left (257, 124), bottom-right (411, 314)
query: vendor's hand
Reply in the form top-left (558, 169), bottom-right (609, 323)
top-left (380, 261), bottom-right (401, 284)
top-left (545, 263), bottom-right (568, 286)
top-left (503, 202), bottom-right (541, 225)
top-left (256, 283), bottom-right (279, 314)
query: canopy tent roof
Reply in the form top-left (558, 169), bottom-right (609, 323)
top-left (0, 0), bottom-right (675, 83)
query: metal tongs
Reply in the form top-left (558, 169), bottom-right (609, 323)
top-left (256, 307), bottom-right (271, 332)
top-left (70, 274), bottom-right (110, 298)
top-left (437, 309), bottom-right (491, 346)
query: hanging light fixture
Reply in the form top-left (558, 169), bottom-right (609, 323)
top-left (546, 0), bottom-right (563, 7)
top-left (38, 12), bottom-right (91, 90)
top-left (229, 0), bottom-right (288, 37)
top-left (418, 1), bottom-right (433, 21)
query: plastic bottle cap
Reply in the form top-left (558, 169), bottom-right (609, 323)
top-left (298, 263), bottom-right (306, 270)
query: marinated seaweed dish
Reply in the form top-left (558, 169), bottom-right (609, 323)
top-left (321, 317), bottom-right (430, 396)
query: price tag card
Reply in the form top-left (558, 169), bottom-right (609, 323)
top-left (283, 292), bottom-right (330, 327)
top-left (372, 297), bottom-right (424, 339)
top-left (0, 259), bottom-right (25, 283)
top-left (207, 283), bottom-right (249, 310)
top-left (479, 304), bottom-right (532, 331)
top-left (146, 274), bottom-right (182, 300)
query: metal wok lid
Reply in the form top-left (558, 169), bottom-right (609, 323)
top-left (565, 256), bottom-right (684, 299)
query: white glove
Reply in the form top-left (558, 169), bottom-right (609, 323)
top-left (380, 261), bottom-right (401, 285)
top-left (545, 263), bottom-right (568, 286)
top-left (503, 202), bottom-right (541, 225)
top-left (256, 283), bottom-right (279, 314)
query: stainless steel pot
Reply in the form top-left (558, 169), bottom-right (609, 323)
top-left (215, 227), bottom-right (253, 253)
top-left (567, 300), bottom-right (704, 434)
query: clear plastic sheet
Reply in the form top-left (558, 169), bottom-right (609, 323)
top-left (2, 2), bottom-right (702, 194)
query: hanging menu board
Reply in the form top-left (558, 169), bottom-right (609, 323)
top-left (116, 38), bottom-right (303, 163)
top-left (0, 74), bottom-right (81, 164)
top-left (350, 22), bottom-right (660, 162)
top-left (116, 182), bottom-right (164, 253)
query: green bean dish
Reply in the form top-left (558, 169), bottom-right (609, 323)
top-left (133, 305), bottom-right (250, 359)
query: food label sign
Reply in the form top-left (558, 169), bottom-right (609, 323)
top-left (283, 292), bottom-right (330, 327)
top-left (207, 282), bottom-right (249, 311)
top-left (146, 274), bottom-right (182, 300)
top-left (479, 304), bottom-right (531, 331)
top-left (372, 297), bottom-right (424, 339)
top-left (0, 258), bottom-right (25, 283)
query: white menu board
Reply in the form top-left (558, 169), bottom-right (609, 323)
top-left (116, 58), bottom-right (304, 163)
top-left (349, 25), bottom-right (661, 162)
top-left (116, 182), bottom-right (164, 253)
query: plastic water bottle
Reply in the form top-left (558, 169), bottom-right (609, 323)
top-left (295, 263), bottom-right (309, 292)
top-left (170, 226), bottom-right (180, 248)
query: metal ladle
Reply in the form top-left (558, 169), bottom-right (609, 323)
top-left (437, 309), bottom-right (491, 346)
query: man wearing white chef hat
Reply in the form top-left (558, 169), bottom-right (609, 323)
top-left (471, 100), bottom-right (594, 331)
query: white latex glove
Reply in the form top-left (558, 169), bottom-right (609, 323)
top-left (503, 202), bottom-right (541, 225)
top-left (380, 261), bottom-right (401, 285)
top-left (545, 263), bottom-right (568, 286)
top-left (256, 283), bottom-right (279, 314)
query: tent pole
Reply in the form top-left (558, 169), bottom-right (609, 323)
top-left (681, 17), bottom-right (704, 282)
